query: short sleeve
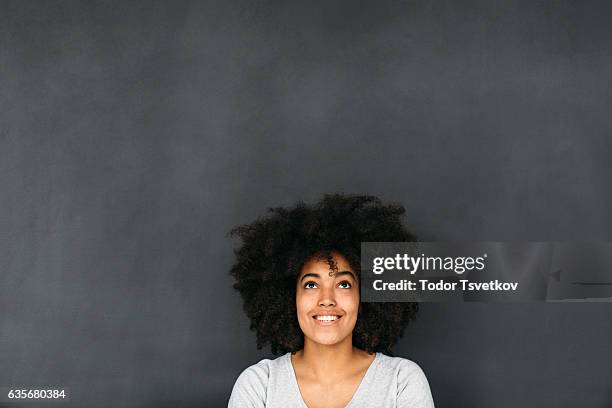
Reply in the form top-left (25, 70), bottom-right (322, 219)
top-left (396, 360), bottom-right (435, 408)
top-left (228, 361), bottom-right (270, 408)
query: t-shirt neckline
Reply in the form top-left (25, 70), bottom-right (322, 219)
top-left (285, 351), bottom-right (381, 408)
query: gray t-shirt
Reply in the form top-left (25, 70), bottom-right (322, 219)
top-left (228, 352), bottom-right (435, 407)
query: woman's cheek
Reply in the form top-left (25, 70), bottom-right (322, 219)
top-left (338, 289), bottom-right (359, 308)
top-left (296, 290), bottom-right (315, 313)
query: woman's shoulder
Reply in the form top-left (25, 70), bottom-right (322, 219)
top-left (228, 353), bottom-right (290, 407)
top-left (235, 353), bottom-right (288, 382)
top-left (374, 353), bottom-right (435, 407)
top-left (376, 353), bottom-right (427, 374)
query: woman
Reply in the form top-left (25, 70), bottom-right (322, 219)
top-left (228, 194), bottom-right (434, 407)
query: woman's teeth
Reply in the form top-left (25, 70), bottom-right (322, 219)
top-left (315, 315), bottom-right (340, 321)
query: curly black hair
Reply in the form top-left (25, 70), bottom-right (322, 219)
top-left (229, 194), bottom-right (419, 355)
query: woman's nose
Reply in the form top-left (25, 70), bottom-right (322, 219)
top-left (318, 287), bottom-right (336, 307)
top-left (318, 298), bottom-right (336, 307)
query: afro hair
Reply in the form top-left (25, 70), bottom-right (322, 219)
top-left (229, 194), bottom-right (419, 355)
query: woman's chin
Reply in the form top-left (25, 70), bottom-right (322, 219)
top-left (306, 333), bottom-right (349, 347)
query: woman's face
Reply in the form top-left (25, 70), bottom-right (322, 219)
top-left (296, 251), bottom-right (360, 347)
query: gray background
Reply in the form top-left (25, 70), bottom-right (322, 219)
top-left (1, 1), bottom-right (611, 407)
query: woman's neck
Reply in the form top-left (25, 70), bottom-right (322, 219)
top-left (292, 337), bottom-right (370, 383)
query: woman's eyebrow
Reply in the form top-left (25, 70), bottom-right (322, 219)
top-left (335, 270), bottom-right (356, 280)
top-left (300, 273), bottom-right (320, 282)
top-left (299, 270), bottom-right (356, 282)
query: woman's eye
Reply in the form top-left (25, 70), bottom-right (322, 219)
top-left (304, 282), bottom-right (317, 289)
top-left (338, 281), bottom-right (352, 289)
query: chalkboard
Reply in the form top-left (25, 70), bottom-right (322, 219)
top-left (1, 1), bottom-right (611, 407)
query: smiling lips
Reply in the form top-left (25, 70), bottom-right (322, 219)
top-left (313, 314), bottom-right (343, 326)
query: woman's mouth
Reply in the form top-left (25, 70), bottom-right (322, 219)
top-left (313, 315), bottom-right (342, 326)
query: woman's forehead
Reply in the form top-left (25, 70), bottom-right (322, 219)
top-left (299, 252), bottom-right (354, 277)
top-left (305, 251), bottom-right (350, 266)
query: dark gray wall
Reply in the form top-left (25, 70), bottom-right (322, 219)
top-left (1, 1), bottom-right (611, 407)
